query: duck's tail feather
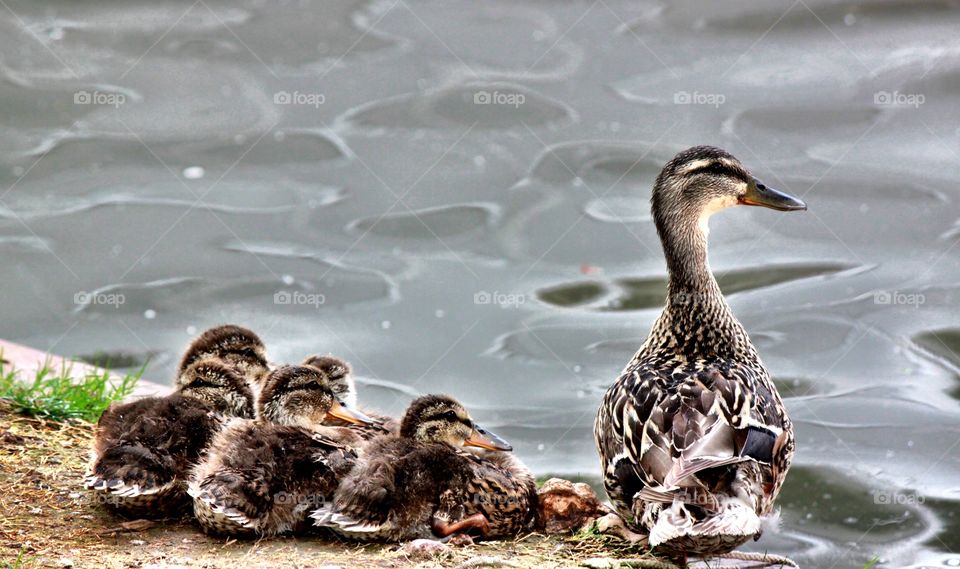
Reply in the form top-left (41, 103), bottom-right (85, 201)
top-left (187, 472), bottom-right (261, 535)
top-left (85, 444), bottom-right (179, 505)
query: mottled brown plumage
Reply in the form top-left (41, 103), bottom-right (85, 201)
top-left (312, 395), bottom-right (537, 542)
top-left (594, 146), bottom-right (805, 561)
top-left (177, 324), bottom-right (269, 387)
top-left (188, 365), bottom-right (377, 537)
top-left (85, 359), bottom-right (255, 517)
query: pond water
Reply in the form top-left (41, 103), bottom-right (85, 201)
top-left (2, 0), bottom-right (959, 566)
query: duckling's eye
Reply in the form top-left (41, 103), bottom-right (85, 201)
top-left (442, 410), bottom-right (459, 422)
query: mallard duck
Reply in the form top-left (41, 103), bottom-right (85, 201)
top-left (312, 394), bottom-right (537, 542)
top-left (594, 146), bottom-right (806, 564)
top-left (302, 354), bottom-right (398, 436)
top-left (178, 324), bottom-right (269, 386)
top-left (188, 365), bottom-right (379, 537)
top-left (85, 358), bottom-right (255, 516)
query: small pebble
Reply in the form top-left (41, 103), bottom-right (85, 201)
top-left (400, 539), bottom-right (451, 560)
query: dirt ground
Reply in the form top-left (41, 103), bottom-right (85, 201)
top-left (0, 403), bottom-right (667, 569)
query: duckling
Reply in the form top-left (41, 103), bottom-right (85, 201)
top-left (85, 358), bottom-right (255, 517)
top-left (188, 365), bottom-right (379, 537)
top-left (178, 324), bottom-right (269, 387)
top-left (594, 146), bottom-right (805, 564)
top-left (301, 354), bottom-right (398, 436)
top-left (312, 394), bottom-right (537, 542)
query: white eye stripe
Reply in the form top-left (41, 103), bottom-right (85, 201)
top-left (676, 159), bottom-right (715, 176)
top-left (677, 157), bottom-right (745, 179)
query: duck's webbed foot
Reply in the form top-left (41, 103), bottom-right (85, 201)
top-left (709, 551), bottom-right (798, 568)
top-left (432, 513), bottom-right (491, 540)
top-left (594, 512), bottom-right (649, 546)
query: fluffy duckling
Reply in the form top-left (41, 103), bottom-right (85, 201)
top-left (301, 354), bottom-right (398, 436)
top-left (312, 394), bottom-right (537, 542)
top-left (178, 324), bottom-right (269, 387)
top-left (188, 365), bottom-right (379, 537)
top-left (85, 359), bottom-right (255, 516)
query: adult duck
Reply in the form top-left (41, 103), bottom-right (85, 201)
top-left (594, 146), bottom-right (805, 565)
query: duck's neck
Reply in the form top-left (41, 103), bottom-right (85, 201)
top-left (645, 214), bottom-right (758, 363)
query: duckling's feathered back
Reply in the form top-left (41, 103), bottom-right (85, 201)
top-left (189, 419), bottom-right (358, 537)
top-left (85, 394), bottom-right (224, 516)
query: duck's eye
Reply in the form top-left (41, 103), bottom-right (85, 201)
top-left (237, 348), bottom-right (259, 359)
top-left (442, 410), bottom-right (460, 422)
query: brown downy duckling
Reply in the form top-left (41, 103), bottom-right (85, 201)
top-left (85, 358), bottom-right (255, 517)
top-left (301, 354), bottom-right (397, 437)
top-left (178, 324), bottom-right (269, 387)
top-left (311, 394), bottom-right (537, 542)
top-left (188, 365), bottom-right (379, 537)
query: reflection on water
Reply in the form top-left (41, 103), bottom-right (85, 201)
top-left (1, 0), bottom-right (960, 565)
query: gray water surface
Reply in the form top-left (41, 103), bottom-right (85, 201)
top-left (2, 1), bottom-right (960, 566)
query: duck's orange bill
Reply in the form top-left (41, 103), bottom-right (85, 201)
top-left (464, 425), bottom-right (513, 452)
top-left (328, 400), bottom-right (379, 426)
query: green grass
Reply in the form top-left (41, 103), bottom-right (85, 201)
top-left (2, 547), bottom-right (30, 569)
top-left (862, 556), bottom-right (879, 569)
top-left (0, 355), bottom-right (142, 422)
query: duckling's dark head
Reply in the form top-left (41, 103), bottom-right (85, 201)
top-left (652, 146), bottom-right (805, 237)
top-left (258, 365), bottom-right (376, 429)
top-left (178, 358), bottom-right (256, 418)
top-left (400, 394), bottom-right (513, 451)
top-left (301, 355), bottom-right (355, 407)
top-left (179, 324), bottom-right (269, 381)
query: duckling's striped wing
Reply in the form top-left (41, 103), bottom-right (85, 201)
top-left (596, 361), bottom-right (792, 521)
top-left (311, 448), bottom-right (401, 539)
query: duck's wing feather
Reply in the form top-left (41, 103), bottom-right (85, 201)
top-left (601, 361), bottom-right (789, 507)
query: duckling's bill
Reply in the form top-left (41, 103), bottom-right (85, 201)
top-left (465, 425), bottom-right (513, 452)
top-left (739, 178), bottom-right (806, 212)
top-left (328, 400), bottom-right (379, 426)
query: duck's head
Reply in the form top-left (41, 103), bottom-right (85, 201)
top-left (179, 324), bottom-right (269, 381)
top-left (652, 145), bottom-right (806, 235)
top-left (399, 394), bottom-right (513, 452)
top-left (301, 355), bottom-right (356, 408)
top-left (178, 358), bottom-right (256, 417)
top-left (257, 364), bottom-right (378, 429)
